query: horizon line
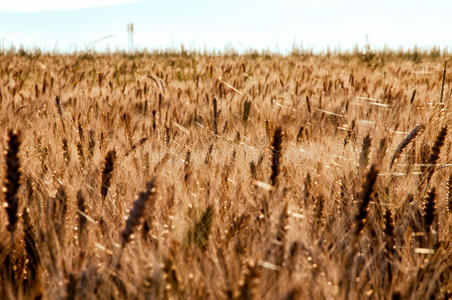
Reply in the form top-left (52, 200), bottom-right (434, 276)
top-left (1, 42), bottom-right (450, 56)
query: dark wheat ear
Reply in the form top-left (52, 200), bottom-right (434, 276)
top-left (54, 185), bottom-right (68, 245)
top-left (270, 126), bottom-right (283, 186)
top-left (423, 188), bottom-right (436, 234)
top-left (354, 165), bottom-right (379, 236)
top-left (390, 125), bottom-right (424, 169)
top-left (78, 122), bottom-right (84, 143)
top-left (423, 125), bottom-right (447, 184)
top-left (243, 99), bottom-right (251, 122)
top-left (410, 89), bottom-right (416, 104)
top-left (212, 97), bottom-right (218, 135)
top-left (296, 125), bottom-right (304, 143)
top-left (249, 161), bottom-right (257, 180)
top-left (193, 205), bottom-right (214, 250)
top-left (439, 61), bottom-right (447, 103)
top-left (204, 144), bottom-right (213, 164)
top-left (383, 207), bottom-right (395, 287)
top-left (3, 130), bottom-right (21, 239)
top-left (76, 142), bottom-right (84, 167)
top-left (359, 134), bottom-right (372, 171)
top-left (22, 208), bottom-right (41, 289)
top-left (76, 190), bottom-right (87, 246)
top-left (162, 256), bottom-right (181, 296)
top-left (55, 96), bottom-right (65, 133)
top-left (62, 138), bottom-right (70, 162)
top-left (383, 208), bottom-right (395, 257)
top-left (376, 137), bottom-right (387, 165)
top-left (120, 178), bottom-right (157, 248)
top-left (237, 260), bottom-right (260, 300)
top-left (101, 149), bottom-right (116, 200)
top-left (305, 95), bottom-right (311, 114)
top-left (314, 194), bottom-right (325, 230)
top-left (88, 130), bottom-right (95, 156)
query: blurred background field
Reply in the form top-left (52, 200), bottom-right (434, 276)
top-left (0, 49), bottom-right (450, 299)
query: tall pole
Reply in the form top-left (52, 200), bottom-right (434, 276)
top-left (127, 23), bottom-right (134, 52)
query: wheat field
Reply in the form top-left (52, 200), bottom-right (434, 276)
top-left (0, 50), bottom-right (451, 299)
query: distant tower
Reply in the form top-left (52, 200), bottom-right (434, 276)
top-left (127, 23), bottom-right (134, 52)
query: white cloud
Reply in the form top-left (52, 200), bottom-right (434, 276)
top-left (0, 0), bottom-right (140, 12)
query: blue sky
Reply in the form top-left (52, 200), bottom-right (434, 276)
top-left (0, 0), bottom-right (451, 53)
